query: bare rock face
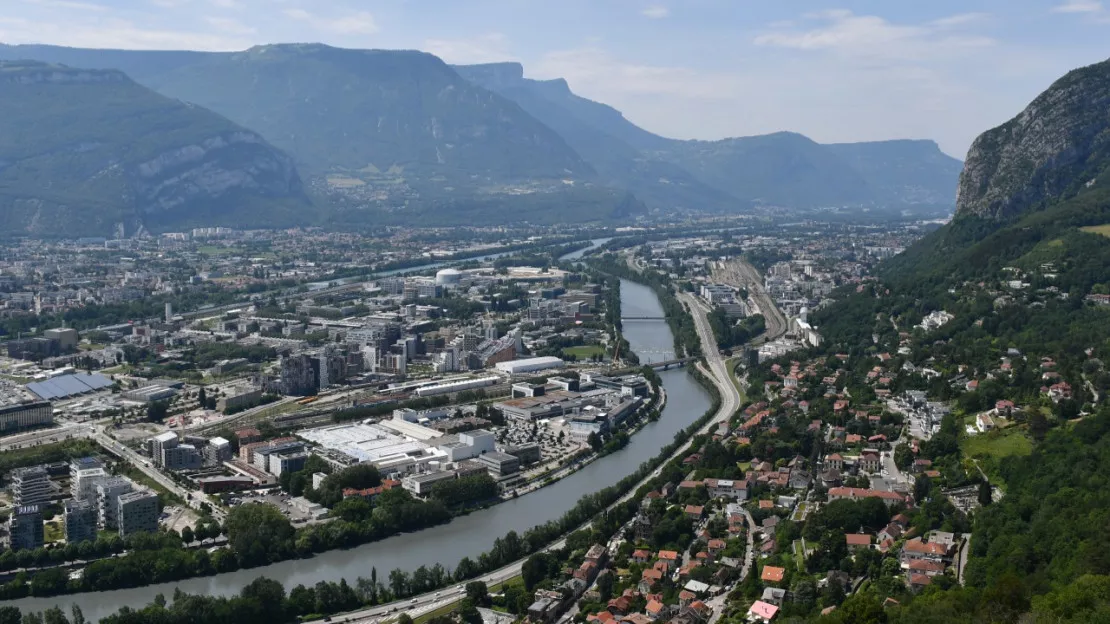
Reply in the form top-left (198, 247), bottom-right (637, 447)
top-left (956, 57), bottom-right (1110, 220)
top-left (0, 61), bottom-right (310, 235)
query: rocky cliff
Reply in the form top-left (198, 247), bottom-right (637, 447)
top-left (0, 61), bottom-right (309, 236)
top-left (955, 57), bottom-right (1110, 220)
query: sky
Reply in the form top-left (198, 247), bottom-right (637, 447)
top-left (1, 0), bottom-right (1108, 158)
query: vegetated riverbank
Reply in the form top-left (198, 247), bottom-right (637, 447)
top-left (13, 273), bottom-right (719, 621)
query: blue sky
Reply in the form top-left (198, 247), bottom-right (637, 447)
top-left (1, 0), bottom-right (1108, 157)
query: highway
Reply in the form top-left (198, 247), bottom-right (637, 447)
top-left (0, 421), bottom-right (94, 452)
top-left (310, 285), bottom-right (743, 623)
top-left (93, 430), bottom-right (227, 522)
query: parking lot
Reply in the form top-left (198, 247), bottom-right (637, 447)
top-left (227, 490), bottom-right (323, 524)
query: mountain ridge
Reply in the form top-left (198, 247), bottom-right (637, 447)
top-left (0, 60), bottom-right (309, 236)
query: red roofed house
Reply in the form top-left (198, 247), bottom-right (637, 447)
top-left (846, 533), bottom-right (872, 552)
top-left (657, 550), bottom-right (680, 571)
top-left (828, 486), bottom-right (906, 508)
top-left (685, 504), bottom-right (705, 520)
top-left (747, 600), bottom-right (780, 623)
top-left (645, 599), bottom-right (666, 620)
top-left (639, 569), bottom-right (664, 593)
top-left (761, 565), bottom-right (786, 584)
top-left (631, 549), bottom-right (651, 564)
top-left (900, 537), bottom-right (954, 568)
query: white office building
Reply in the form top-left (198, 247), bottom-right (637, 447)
top-left (495, 356), bottom-right (565, 376)
top-left (96, 477), bottom-right (134, 529)
top-left (11, 465), bottom-right (52, 506)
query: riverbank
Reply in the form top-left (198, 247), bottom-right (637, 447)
top-left (10, 275), bottom-right (716, 622)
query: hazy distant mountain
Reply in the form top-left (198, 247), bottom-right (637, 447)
top-left (0, 43), bottom-right (961, 222)
top-left (454, 62), bottom-right (738, 212)
top-left (0, 61), bottom-right (308, 237)
top-left (455, 62), bottom-right (961, 214)
top-left (826, 140), bottom-right (963, 208)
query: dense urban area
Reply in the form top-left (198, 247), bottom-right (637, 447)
top-left (0, 213), bottom-right (1059, 624)
top-left (2, 11), bottom-right (1110, 624)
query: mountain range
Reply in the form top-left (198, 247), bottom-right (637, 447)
top-left (0, 43), bottom-right (964, 234)
top-left (0, 60), bottom-right (308, 236)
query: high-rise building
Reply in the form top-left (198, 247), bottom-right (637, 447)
top-left (10, 505), bottom-right (44, 551)
top-left (96, 477), bottom-right (133, 529)
top-left (117, 489), bottom-right (159, 537)
top-left (278, 354), bottom-right (318, 396)
top-left (162, 444), bottom-right (203, 470)
top-left (149, 431), bottom-right (179, 467)
top-left (205, 437), bottom-right (232, 464)
top-left (164, 302), bottom-right (173, 323)
top-left (11, 465), bottom-right (52, 506)
top-left (64, 499), bottom-right (98, 544)
top-left (71, 457), bottom-right (108, 504)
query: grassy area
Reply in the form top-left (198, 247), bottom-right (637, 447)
top-left (961, 426), bottom-right (1033, 481)
top-left (44, 521), bottom-right (64, 544)
top-left (563, 345), bottom-right (606, 359)
top-left (792, 539), bottom-right (805, 570)
top-left (119, 464), bottom-right (184, 505)
top-left (1080, 224), bottom-right (1110, 238)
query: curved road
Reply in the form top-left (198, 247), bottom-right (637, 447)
top-left (310, 286), bottom-right (744, 623)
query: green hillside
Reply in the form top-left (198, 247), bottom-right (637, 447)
top-left (0, 61), bottom-right (309, 236)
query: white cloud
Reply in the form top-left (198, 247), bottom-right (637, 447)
top-left (283, 8), bottom-right (379, 35)
top-left (754, 10), bottom-right (995, 62)
top-left (18, 0), bottom-right (106, 11)
top-left (204, 16), bottom-right (255, 35)
top-left (532, 46), bottom-right (739, 100)
top-left (641, 5), bottom-right (669, 19)
top-left (208, 0), bottom-right (241, 8)
top-left (424, 33), bottom-right (511, 64)
top-left (1052, 0), bottom-right (1103, 13)
top-left (0, 14), bottom-right (252, 50)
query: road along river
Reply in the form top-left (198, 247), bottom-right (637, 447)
top-left (9, 278), bottom-right (710, 621)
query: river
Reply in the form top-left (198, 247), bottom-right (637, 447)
top-left (10, 277), bottom-right (708, 621)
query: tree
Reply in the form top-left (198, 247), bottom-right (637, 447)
top-left (522, 552), bottom-right (553, 590)
top-left (458, 599), bottom-right (483, 624)
top-left (397, 615), bottom-right (414, 624)
top-left (225, 504), bottom-right (294, 566)
top-left (894, 444), bottom-right (914, 470)
top-left (978, 480), bottom-right (993, 507)
top-left (0, 607), bottom-right (21, 624)
top-left (914, 474), bottom-right (933, 502)
top-left (180, 526), bottom-right (194, 544)
top-left (465, 581), bottom-right (489, 607)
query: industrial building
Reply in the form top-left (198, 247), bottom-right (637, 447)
top-left (0, 400), bottom-right (54, 434)
top-left (117, 489), bottom-right (159, 537)
top-left (11, 465), bottom-right (52, 506)
top-left (475, 451), bottom-right (520, 478)
top-left (495, 356), bottom-right (565, 376)
top-left (299, 422), bottom-right (447, 476)
top-left (64, 499), bottom-right (98, 544)
top-left (10, 505), bottom-right (44, 551)
top-left (252, 441), bottom-right (308, 476)
top-left (26, 372), bottom-right (112, 401)
top-left (438, 429), bottom-right (495, 462)
top-left (414, 376), bottom-right (499, 398)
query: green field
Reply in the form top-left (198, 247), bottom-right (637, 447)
top-left (1080, 224), bottom-right (1110, 238)
top-left (563, 345), bottom-right (607, 359)
top-left (961, 426), bottom-right (1032, 481)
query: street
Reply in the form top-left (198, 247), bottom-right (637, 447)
top-left (310, 286), bottom-right (743, 623)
